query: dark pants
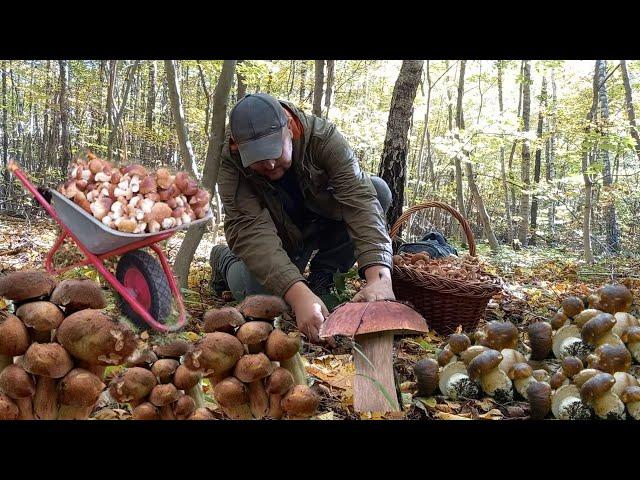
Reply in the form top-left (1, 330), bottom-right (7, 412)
top-left (218, 176), bottom-right (392, 301)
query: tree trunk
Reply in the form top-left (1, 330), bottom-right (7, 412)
top-left (173, 60), bottom-right (237, 289)
top-left (546, 69), bottom-right (557, 242)
top-left (530, 76), bottom-right (546, 245)
top-left (518, 60), bottom-right (532, 247)
top-left (497, 61), bottom-right (513, 244)
top-left (236, 60), bottom-right (247, 101)
top-left (324, 60), bottom-right (335, 118)
top-left (378, 60), bottom-right (424, 229)
top-left (146, 61), bottom-right (156, 131)
top-left (313, 60), bottom-right (325, 117)
top-left (58, 60), bottom-right (72, 172)
top-left (620, 60), bottom-right (640, 161)
top-left (299, 61), bottom-right (307, 103)
top-left (1, 61), bottom-right (8, 199)
top-left (453, 60), bottom-right (467, 242)
top-left (106, 60), bottom-right (117, 140)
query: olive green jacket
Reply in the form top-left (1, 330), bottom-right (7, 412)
top-left (217, 100), bottom-right (392, 297)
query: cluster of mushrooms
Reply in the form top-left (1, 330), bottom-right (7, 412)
top-left (413, 283), bottom-right (640, 420)
top-left (0, 270), bottom-right (137, 420)
top-left (393, 252), bottom-right (494, 283)
top-left (58, 152), bottom-right (210, 233)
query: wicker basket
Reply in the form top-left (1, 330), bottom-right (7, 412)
top-left (389, 201), bottom-right (502, 335)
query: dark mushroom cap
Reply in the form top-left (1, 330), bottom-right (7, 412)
top-left (527, 381), bottom-right (552, 419)
top-left (151, 359), bottom-right (180, 384)
top-left (188, 407), bottom-right (216, 420)
top-left (50, 279), bottom-right (106, 313)
top-left (594, 284), bottom-right (633, 314)
top-left (437, 347), bottom-right (456, 366)
top-left (236, 321), bottom-right (273, 345)
top-left (173, 394), bottom-right (196, 419)
top-left (448, 334), bottom-right (471, 354)
top-left (57, 368), bottom-right (105, 407)
top-left (16, 301), bottom-right (64, 331)
top-left (152, 339), bottom-right (191, 359)
top-left (622, 326), bottom-right (640, 343)
top-left (581, 313), bottom-right (616, 345)
top-left (237, 295), bottom-right (288, 320)
top-left (573, 309), bottom-right (602, 329)
top-left (580, 372), bottom-right (615, 403)
top-left (508, 362), bottom-right (533, 380)
top-left (56, 309), bottom-right (137, 365)
top-left (172, 364), bottom-right (202, 391)
top-left (477, 321), bottom-right (519, 350)
top-left (0, 364), bottom-right (35, 398)
top-left (562, 296), bottom-right (585, 318)
top-left (550, 371), bottom-right (568, 390)
top-left (213, 377), bottom-right (248, 408)
top-left (573, 368), bottom-right (603, 388)
top-left (183, 332), bottom-right (244, 374)
top-left (561, 357), bottom-right (584, 378)
top-left (0, 393), bottom-right (19, 420)
top-left (459, 345), bottom-right (489, 366)
top-left (320, 300), bottom-right (428, 338)
top-left (0, 270), bottom-right (57, 301)
top-left (203, 307), bottom-right (245, 333)
top-left (621, 386), bottom-right (640, 403)
top-left (108, 367), bottom-right (157, 403)
top-left (550, 312), bottom-right (570, 331)
top-left (528, 322), bottom-right (553, 360)
top-left (413, 358), bottom-right (439, 396)
top-left (233, 353), bottom-right (273, 383)
top-left (132, 402), bottom-right (160, 420)
top-left (281, 385), bottom-right (320, 418)
top-left (587, 344), bottom-right (632, 374)
top-left (149, 383), bottom-right (179, 407)
top-left (22, 342), bottom-right (74, 378)
top-left (467, 349), bottom-right (503, 381)
top-left (265, 329), bottom-right (300, 361)
top-left (265, 367), bottom-right (295, 395)
top-left (0, 311), bottom-right (30, 357)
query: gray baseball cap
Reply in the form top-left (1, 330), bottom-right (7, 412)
top-left (230, 93), bottom-right (288, 167)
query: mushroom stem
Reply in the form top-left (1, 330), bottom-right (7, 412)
top-left (57, 405), bottom-right (93, 420)
top-left (248, 380), bottom-right (269, 419)
top-left (279, 352), bottom-right (308, 387)
top-left (0, 355), bottom-right (12, 373)
top-left (15, 397), bottom-right (34, 420)
top-left (29, 328), bottom-right (51, 344)
top-left (187, 381), bottom-right (206, 409)
top-left (352, 332), bottom-right (400, 412)
top-left (222, 403), bottom-right (253, 420)
top-left (33, 376), bottom-right (58, 420)
top-left (268, 393), bottom-right (283, 419)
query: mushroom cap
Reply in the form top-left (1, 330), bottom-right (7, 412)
top-left (527, 381), bottom-right (552, 419)
top-left (476, 321), bottom-right (519, 350)
top-left (203, 307), bottom-right (245, 333)
top-left (188, 407), bottom-right (216, 420)
top-left (265, 329), bottom-right (301, 361)
top-left (49, 279), bottom-right (106, 313)
top-left (233, 353), bottom-right (273, 383)
top-left (237, 295), bottom-right (289, 320)
top-left (319, 300), bottom-right (428, 338)
top-left (467, 349), bottom-right (502, 380)
top-left (437, 347), bottom-right (456, 366)
top-left (57, 368), bottom-right (106, 407)
top-left (265, 367), bottom-right (295, 395)
top-left (621, 386), bottom-right (640, 403)
top-left (213, 377), bottom-right (248, 408)
top-left (550, 311), bottom-right (570, 331)
top-left (132, 402), bottom-right (160, 420)
top-left (173, 394), bottom-right (196, 420)
top-left (413, 358), bottom-right (439, 396)
top-left (0, 270), bottom-right (57, 301)
top-left (611, 372), bottom-right (639, 398)
top-left (152, 339), bottom-right (191, 359)
top-left (612, 312), bottom-right (638, 337)
top-left (236, 321), bottom-right (273, 345)
top-left (149, 383), bottom-right (179, 407)
top-left (561, 357), bottom-right (584, 378)
top-left (562, 296), bottom-right (585, 318)
top-left (151, 359), bottom-right (180, 384)
top-left (508, 362), bottom-right (533, 380)
top-left (587, 344), bottom-right (632, 374)
top-left (552, 324), bottom-right (582, 358)
top-left (550, 371), bottom-right (568, 390)
top-left (498, 348), bottom-right (526, 375)
top-left (281, 385), bottom-right (320, 418)
top-left (15, 301), bottom-right (65, 331)
top-left (0, 311), bottom-right (30, 357)
top-left (580, 372), bottom-right (616, 403)
top-left (183, 332), bottom-right (244, 374)
top-left (532, 369), bottom-right (551, 383)
top-left (593, 284), bottom-right (633, 314)
top-left (109, 367), bottom-right (158, 403)
top-left (581, 313), bottom-right (616, 345)
top-left (448, 334), bottom-right (471, 354)
top-left (573, 309), bottom-right (602, 329)
top-left (172, 364), bottom-right (202, 391)
top-left (551, 384), bottom-right (582, 419)
top-left (573, 368), bottom-right (603, 388)
top-left (527, 322), bottom-right (553, 360)
top-left (622, 326), bottom-right (640, 343)
top-left (0, 364), bottom-right (35, 398)
top-left (459, 345), bottom-right (489, 365)
top-left (0, 393), bottom-right (19, 420)
top-left (22, 342), bottom-right (74, 378)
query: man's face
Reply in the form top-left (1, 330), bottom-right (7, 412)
top-left (248, 125), bottom-right (293, 181)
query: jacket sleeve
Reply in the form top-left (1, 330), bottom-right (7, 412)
top-left (313, 128), bottom-right (393, 276)
top-left (218, 157), bottom-right (305, 298)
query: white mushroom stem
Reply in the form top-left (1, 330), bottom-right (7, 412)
top-left (279, 352), bottom-right (308, 387)
top-left (514, 376), bottom-right (537, 400)
top-left (627, 342), bottom-right (640, 363)
top-left (187, 381), bottom-right (206, 409)
top-left (594, 332), bottom-right (624, 347)
top-left (557, 396), bottom-right (585, 420)
top-left (479, 369), bottom-right (513, 399)
top-left (33, 377), bottom-right (58, 420)
top-left (627, 401), bottom-right (640, 420)
top-left (443, 373), bottom-right (470, 398)
top-left (591, 392), bottom-right (626, 420)
top-left (557, 337), bottom-right (584, 358)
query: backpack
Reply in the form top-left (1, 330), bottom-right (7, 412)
top-left (397, 230), bottom-right (458, 259)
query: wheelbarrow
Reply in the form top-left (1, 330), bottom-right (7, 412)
top-left (7, 159), bottom-right (212, 333)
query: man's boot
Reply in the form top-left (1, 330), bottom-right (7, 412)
top-left (209, 245), bottom-right (232, 296)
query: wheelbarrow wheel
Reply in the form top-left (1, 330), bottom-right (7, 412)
top-left (116, 250), bottom-right (172, 330)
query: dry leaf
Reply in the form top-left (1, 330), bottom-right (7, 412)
top-left (477, 408), bottom-right (504, 420)
top-left (435, 411), bottom-right (471, 420)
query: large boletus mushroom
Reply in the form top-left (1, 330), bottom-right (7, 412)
top-left (108, 367), bottom-right (157, 405)
top-left (586, 344), bottom-right (632, 374)
top-left (16, 301), bottom-right (64, 342)
top-left (234, 353), bottom-right (273, 383)
top-left (203, 307), bottom-right (245, 334)
top-left (56, 309), bottom-right (137, 366)
top-left (413, 358), bottom-right (439, 397)
top-left (49, 279), bottom-right (106, 314)
top-left (527, 321), bottom-right (552, 360)
top-left (320, 300), bottom-right (428, 412)
top-left (152, 338), bottom-right (191, 359)
top-left (236, 321), bottom-right (273, 354)
top-left (0, 270), bottom-right (57, 302)
top-left (57, 368), bottom-right (106, 419)
top-left (527, 381), bottom-right (552, 419)
top-left (237, 295), bottom-right (288, 320)
top-left (581, 313), bottom-right (623, 347)
top-left (0, 364), bottom-right (36, 419)
top-left (188, 407), bottom-right (216, 420)
top-left (132, 402), bottom-right (160, 420)
top-left (183, 332), bottom-right (244, 376)
top-left (0, 311), bottom-right (30, 371)
top-left (467, 349), bottom-right (513, 402)
top-left (149, 383), bottom-right (180, 420)
top-left (213, 377), bottom-right (252, 419)
top-left (580, 372), bottom-right (626, 420)
top-left (475, 321), bottom-right (519, 351)
top-left (0, 393), bottom-right (19, 420)
top-left (265, 328), bottom-right (301, 361)
top-left (151, 359), bottom-right (180, 384)
top-left (551, 384), bottom-right (592, 420)
top-left (588, 284), bottom-right (633, 314)
top-left (281, 385), bottom-right (320, 419)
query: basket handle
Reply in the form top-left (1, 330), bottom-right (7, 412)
top-left (389, 201), bottom-right (477, 257)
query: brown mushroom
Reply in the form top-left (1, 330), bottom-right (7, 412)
top-left (149, 383), bottom-right (180, 419)
top-left (562, 296), bottom-right (585, 318)
top-left (611, 371), bottom-right (639, 399)
top-left (151, 359), bottom-right (180, 384)
top-left (16, 301), bottom-right (64, 333)
top-left (561, 356), bottom-right (584, 378)
top-left (550, 311), bottom-right (570, 331)
top-left (213, 377), bottom-right (252, 419)
top-left (203, 307), bottom-right (245, 334)
top-left (467, 349), bottom-right (513, 401)
top-left (0, 364), bottom-right (35, 419)
top-left (581, 313), bottom-right (623, 347)
top-left (125, 348), bottom-right (158, 368)
top-left (108, 367), bottom-right (157, 404)
top-left (572, 308), bottom-right (601, 329)
top-left (132, 402), bottom-right (160, 420)
top-left (459, 345), bottom-right (489, 365)
top-left (528, 322), bottom-right (552, 360)
top-left (437, 347), bottom-right (457, 366)
top-left (0, 393), bottom-right (19, 420)
top-left (580, 372), bottom-right (625, 420)
top-left (448, 333), bottom-right (471, 354)
top-left (508, 362), bottom-right (535, 399)
top-left (236, 321), bottom-right (273, 353)
top-left (0, 270), bottom-right (57, 302)
top-left (183, 332), bottom-right (244, 376)
top-left (237, 295), bottom-right (289, 320)
top-left (152, 339), bottom-right (191, 359)
top-left (234, 353), bottom-right (273, 383)
top-left (621, 326), bottom-right (640, 363)
top-left (264, 328), bottom-right (300, 361)
top-left (0, 311), bottom-right (30, 371)
top-left (281, 385), bottom-right (320, 419)
top-left (586, 344), bottom-right (632, 374)
top-left (572, 368), bottom-right (603, 388)
top-left (498, 348), bottom-right (526, 376)
top-left (265, 367), bottom-right (295, 395)
top-left (589, 284), bottom-right (633, 314)
top-left (621, 386), bottom-right (640, 420)
top-left (173, 364), bottom-right (202, 391)
top-left (173, 393), bottom-right (197, 420)
top-left (475, 321), bottom-right (519, 351)
top-left (438, 361), bottom-right (480, 400)
top-left (527, 381), bottom-right (552, 419)
top-left (187, 407), bottom-right (216, 420)
top-left (413, 358), bottom-right (439, 397)
top-left (550, 371), bottom-right (569, 390)
top-left (49, 279), bottom-right (107, 314)
top-left (612, 312), bottom-right (639, 338)
top-left (57, 368), bottom-right (105, 420)
top-left (247, 380), bottom-right (269, 419)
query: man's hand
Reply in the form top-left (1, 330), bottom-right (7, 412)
top-left (284, 281), bottom-right (329, 344)
top-left (351, 265), bottom-right (396, 302)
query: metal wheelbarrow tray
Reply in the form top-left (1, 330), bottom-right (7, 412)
top-left (8, 160), bottom-right (211, 332)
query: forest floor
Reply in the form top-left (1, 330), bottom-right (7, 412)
top-left (1, 213), bottom-right (640, 420)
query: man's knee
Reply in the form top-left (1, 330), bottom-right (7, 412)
top-left (370, 176), bottom-right (392, 215)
